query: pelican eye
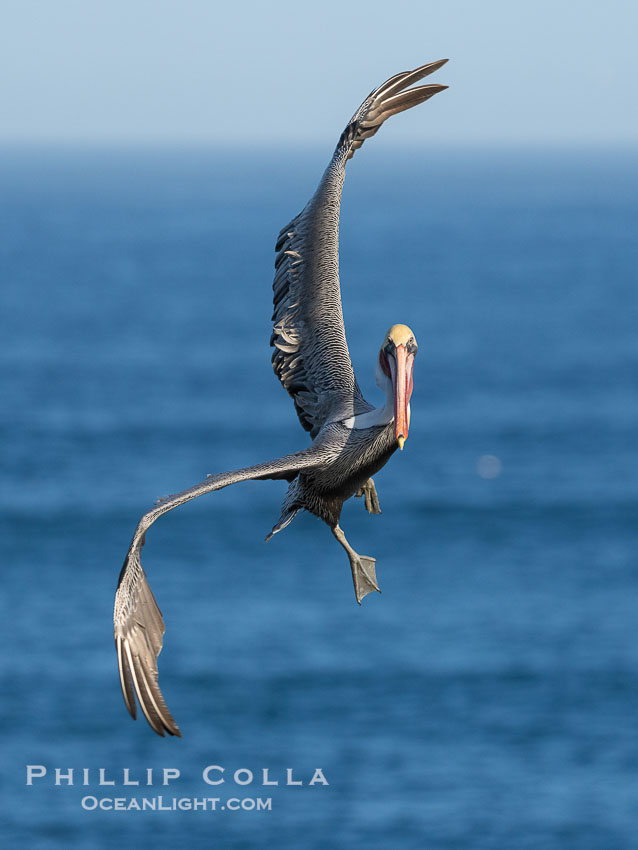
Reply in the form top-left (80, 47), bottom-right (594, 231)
top-left (407, 338), bottom-right (418, 355)
top-left (383, 340), bottom-right (394, 355)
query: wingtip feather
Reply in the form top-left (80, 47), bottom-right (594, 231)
top-left (116, 636), bottom-right (137, 720)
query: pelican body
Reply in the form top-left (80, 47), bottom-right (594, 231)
top-left (114, 60), bottom-right (448, 736)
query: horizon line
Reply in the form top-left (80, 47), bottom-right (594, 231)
top-left (0, 138), bottom-right (637, 154)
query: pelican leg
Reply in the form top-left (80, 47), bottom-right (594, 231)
top-left (332, 524), bottom-right (381, 605)
top-left (355, 477), bottom-right (381, 514)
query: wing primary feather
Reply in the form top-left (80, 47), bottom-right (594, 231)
top-left (116, 636), bottom-right (137, 719)
top-left (373, 83), bottom-right (449, 114)
top-left (130, 647), bottom-right (175, 737)
top-left (374, 58), bottom-right (449, 99)
top-left (124, 641), bottom-right (168, 737)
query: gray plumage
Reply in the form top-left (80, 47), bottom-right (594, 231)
top-left (272, 58), bottom-right (447, 436)
top-left (114, 60), bottom-right (448, 737)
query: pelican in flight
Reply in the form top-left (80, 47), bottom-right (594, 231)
top-left (114, 60), bottom-right (448, 736)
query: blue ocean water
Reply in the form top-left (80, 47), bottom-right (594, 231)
top-left (1, 146), bottom-right (637, 849)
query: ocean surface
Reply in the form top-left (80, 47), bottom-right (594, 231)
top-left (1, 146), bottom-right (637, 849)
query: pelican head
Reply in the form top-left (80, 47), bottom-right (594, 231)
top-left (377, 324), bottom-right (417, 449)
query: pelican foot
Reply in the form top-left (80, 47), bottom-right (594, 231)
top-left (331, 523), bottom-right (381, 604)
top-left (350, 554), bottom-right (381, 605)
top-left (355, 477), bottom-right (381, 514)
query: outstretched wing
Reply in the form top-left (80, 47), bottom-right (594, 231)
top-left (272, 59), bottom-right (448, 437)
top-left (114, 447), bottom-right (326, 737)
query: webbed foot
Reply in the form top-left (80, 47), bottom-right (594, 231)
top-left (355, 477), bottom-right (381, 514)
top-left (332, 523), bottom-right (382, 604)
top-left (350, 554), bottom-right (381, 605)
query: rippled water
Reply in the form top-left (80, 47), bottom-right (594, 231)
top-left (1, 147), bottom-right (637, 849)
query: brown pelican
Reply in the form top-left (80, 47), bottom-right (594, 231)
top-left (114, 60), bottom-right (448, 736)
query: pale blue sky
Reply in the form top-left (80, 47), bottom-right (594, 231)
top-left (1, 0), bottom-right (636, 146)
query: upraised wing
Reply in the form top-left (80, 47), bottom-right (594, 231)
top-left (114, 447), bottom-right (326, 736)
top-left (271, 59), bottom-right (448, 437)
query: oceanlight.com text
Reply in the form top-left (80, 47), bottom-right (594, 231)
top-left (81, 795), bottom-right (272, 812)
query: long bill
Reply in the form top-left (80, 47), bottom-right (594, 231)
top-left (390, 344), bottom-right (414, 450)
